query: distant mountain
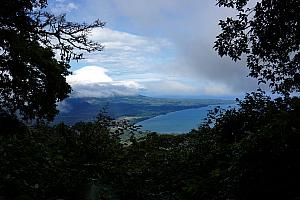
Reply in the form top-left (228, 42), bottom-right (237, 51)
top-left (54, 95), bottom-right (235, 125)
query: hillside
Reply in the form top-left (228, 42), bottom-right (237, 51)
top-left (54, 95), bottom-right (234, 124)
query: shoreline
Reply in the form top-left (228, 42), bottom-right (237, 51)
top-left (136, 103), bottom-right (238, 134)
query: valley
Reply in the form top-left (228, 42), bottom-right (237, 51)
top-left (55, 95), bottom-right (235, 125)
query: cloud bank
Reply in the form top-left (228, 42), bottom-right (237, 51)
top-left (61, 0), bottom-right (267, 97)
top-left (85, 28), bottom-right (171, 69)
top-left (108, 0), bottom-right (261, 94)
top-left (67, 66), bottom-right (143, 98)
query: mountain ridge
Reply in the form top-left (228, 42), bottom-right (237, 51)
top-left (55, 95), bottom-right (235, 125)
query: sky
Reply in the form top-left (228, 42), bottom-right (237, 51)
top-left (48, 0), bottom-right (263, 99)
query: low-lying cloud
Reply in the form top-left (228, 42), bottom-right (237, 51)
top-left (60, 0), bottom-right (267, 97)
top-left (67, 66), bottom-right (143, 98)
top-left (89, 0), bottom-right (262, 94)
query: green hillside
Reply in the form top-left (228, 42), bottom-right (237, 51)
top-left (55, 95), bottom-right (234, 124)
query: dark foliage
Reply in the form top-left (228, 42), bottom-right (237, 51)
top-left (0, 112), bottom-right (138, 199)
top-left (2, 94), bottom-right (300, 199)
top-left (202, 91), bottom-right (300, 199)
top-left (113, 93), bottom-right (300, 200)
top-left (0, 0), bottom-right (104, 120)
top-left (1, 0), bottom-right (300, 199)
top-left (214, 0), bottom-right (300, 95)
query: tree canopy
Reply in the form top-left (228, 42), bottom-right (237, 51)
top-left (1, 0), bottom-right (300, 199)
top-left (0, 0), bottom-right (104, 120)
top-left (214, 0), bottom-right (300, 95)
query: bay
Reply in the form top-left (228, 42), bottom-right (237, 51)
top-left (137, 104), bottom-right (237, 134)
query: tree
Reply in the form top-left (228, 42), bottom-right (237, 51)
top-left (214, 0), bottom-right (300, 95)
top-left (0, 0), bottom-right (105, 120)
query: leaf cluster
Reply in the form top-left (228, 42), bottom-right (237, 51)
top-left (1, 94), bottom-right (300, 199)
top-left (215, 0), bottom-right (300, 95)
top-left (0, 0), bottom-right (104, 120)
top-left (0, 111), bottom-right (138, 199)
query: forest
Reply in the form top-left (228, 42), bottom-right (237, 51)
top-left (1, 0), bottom-right (300, 199)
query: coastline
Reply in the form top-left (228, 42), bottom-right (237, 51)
top-left (136, 103), bottom-right (238, 134)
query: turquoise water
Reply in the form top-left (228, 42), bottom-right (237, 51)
top-left (137, 104), bottom-right (237, 134)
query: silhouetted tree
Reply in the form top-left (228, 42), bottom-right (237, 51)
top-left (0, 0), bottom-right (104, 120)
top-left (214, 0), bottom-right (300, 95)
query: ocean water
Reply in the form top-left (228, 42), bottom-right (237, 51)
top-left (137, 104), bottom-right (237, 134)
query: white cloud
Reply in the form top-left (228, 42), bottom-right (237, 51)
top-left (67, 66), bottom-right (112, 84)
top-left (70, 81), bottom-right (142, 98)
top-left (73, 0), bottom-right (259, 95)
top-left (50, 0), bottom-right (78, 14)
top-left (66, 66), bottom-right (235, 98)
top-left (67, 66), bottom-right (143, 98)
top-left (60, 1), bottom-right (261, 97)
top-left (91, 28), bottom-right (170, 52)
top-left (81, 28), bottom-right (172, 75)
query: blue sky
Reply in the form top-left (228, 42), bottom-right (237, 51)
top-left (48, 0), bottom-right (263, 98)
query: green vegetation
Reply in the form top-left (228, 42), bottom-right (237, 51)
top-left (0, 0), bottom-right (104, 120)
top-left (55, 96), bottom-right (234, 124)
top-left (215, 0), bottom-right (300, 95)
top-left (1, 93), bottom-right (300, 199)
top-left (1, 0), bottom-right (300, 199)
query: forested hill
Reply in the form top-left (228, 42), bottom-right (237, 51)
top-left (55, 95), bottom-right (234, 124)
